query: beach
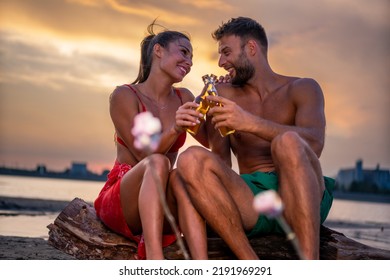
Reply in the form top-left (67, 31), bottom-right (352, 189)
top-left (1, 193), bottom-right (389, 260)
top-left (0, 196), bottom-right (76, 260)
top-left (0, 235), bottom-right (75, 260)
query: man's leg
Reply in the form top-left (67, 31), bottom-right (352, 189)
top-left (177, 146), bottom-right (259, 260)
top-left (271, 131), bottom-right (325, 259)
top-left (166, 169), bottom-right (208, 259)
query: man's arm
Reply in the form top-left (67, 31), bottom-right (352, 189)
top-left (207, 78), bottom-right (326, 157)
top-left (249, 78), bottom-right (325, 156)
top-left (290, 78), bottom-right (326, 156)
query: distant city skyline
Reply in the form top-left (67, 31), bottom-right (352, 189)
top-left (1, 0), bottom-right (389, 177)
top-left (336, 159), bottom-right (390, 192)
top-left (0, 160), bottom-right (108, 182)
top-left (2, 158), bottom-right (390, 193)
top-left (0, 160), bottom-right (109, 174)
top-left (1, 157), bottom-right (389, 179)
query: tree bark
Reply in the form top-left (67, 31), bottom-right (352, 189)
top-left (47, 198), bottom-right (390, 260)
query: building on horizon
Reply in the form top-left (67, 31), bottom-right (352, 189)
top-left (336, 159), bottom-right (390, 193)
top-left (0, 161), bottom-right (107, 182)
top-left (69, 162), bottom-right (88, 176)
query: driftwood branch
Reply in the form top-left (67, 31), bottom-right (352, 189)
top-left (47, 198), bottom-right (390, 260)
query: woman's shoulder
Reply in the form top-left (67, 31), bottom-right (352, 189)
top-left (173, 86), bottom-right (194, 101)
top-left (111, 84), bottom-right (136, 97)
top-left (110, 84), bottom-right (140, 104)
top-left (174, 86), bottom-right (192, 95)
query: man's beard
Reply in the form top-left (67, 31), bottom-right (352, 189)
top-left (231, 52), bottom-right (255, 86)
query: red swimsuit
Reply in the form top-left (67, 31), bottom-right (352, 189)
top-left (94, 84), bottom-right (186, 259)
top-left (116, 84), bottom-right (186, 153)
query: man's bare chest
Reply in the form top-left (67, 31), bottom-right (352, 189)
top-left (237, 97), bottom-right (296, 125)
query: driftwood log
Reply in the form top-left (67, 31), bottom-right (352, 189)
top-left (47, 197), bottom-right (390, 260)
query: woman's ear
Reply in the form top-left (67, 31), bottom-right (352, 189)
top-left (153, 43), bottom-right (163, 58)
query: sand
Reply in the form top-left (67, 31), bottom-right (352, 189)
top-left (0, 196), bottom-right (77, 260)
top-left (0, 235), bottom-right (75, 260)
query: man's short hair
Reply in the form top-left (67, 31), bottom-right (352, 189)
top-left (212, 17), bottom-right (268, 53)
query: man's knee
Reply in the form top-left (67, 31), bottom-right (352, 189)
top-left (177, 146), bottom-right (207, 170)
top-left (177, 146), bottom-right (209, 180)
top-left (271, 131), bottom-right (306, 162)
top-left (273, 131), bottom-right (303, 148)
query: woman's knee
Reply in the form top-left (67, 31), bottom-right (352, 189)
top-left (146, 154), bottom-right (171, 175)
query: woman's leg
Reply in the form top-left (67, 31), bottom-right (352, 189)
top-left (120, 154), bottom-right (171, 260)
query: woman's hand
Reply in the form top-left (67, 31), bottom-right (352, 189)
top-left (174, 101), bottom-right (204, 132)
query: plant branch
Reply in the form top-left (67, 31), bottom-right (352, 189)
top-left (276, 216), bottom-right (306, 260)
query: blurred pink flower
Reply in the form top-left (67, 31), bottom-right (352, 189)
top-left (253, 189), bottom-right (284, 218)
top-left (253, 189), bottom-right (306, 259)
top-left (131, 112), bottom-right (162, 152)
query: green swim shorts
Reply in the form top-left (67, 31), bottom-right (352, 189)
top-left (241, 171), bottom-right (335, 238)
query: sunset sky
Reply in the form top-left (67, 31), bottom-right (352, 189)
top-left (0, 0), bottom-right (389, 177)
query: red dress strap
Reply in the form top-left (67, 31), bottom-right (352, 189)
top-left (116, 136), bottom-right (128, 148)
top-left (115, 84), bottom-right (146, 148)
top-left (125, 84), bottom-right (147, 112)
top-left (174, 88), bottom-right (184, 105)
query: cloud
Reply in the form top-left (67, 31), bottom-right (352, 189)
top-left (264, 0), bottom-right (389, 136)
top-left (0, 29), bottom-right (125, 170)
top-left (0, 29), bottom-right (137, 90)
top-left (256, 0), bottom-right (390, 173)
top-left (178, 0), bottom-right (234, 10)
top-left (66, 0), bottom-right (201, 26)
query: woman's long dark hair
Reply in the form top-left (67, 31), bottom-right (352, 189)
top-left (132, 21), bottom-right (191, 84)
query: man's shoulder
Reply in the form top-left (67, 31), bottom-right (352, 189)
top-left (289, 77), bottom-right (320, 89)
top-left (284, 77), bottom-right (325, 106)
top-left (285, 77), bottom-right (322, 96)
top-left (215, 83), bottom-right (244, 96)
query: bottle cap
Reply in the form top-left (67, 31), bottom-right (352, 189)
top-left (202, 74), bottom-right (210, 84)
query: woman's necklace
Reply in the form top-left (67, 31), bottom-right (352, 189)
top-left (138, 87), bottom-right (172, 110)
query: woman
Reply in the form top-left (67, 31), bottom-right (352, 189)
top-left (94, 23), bottom-right (208, 260)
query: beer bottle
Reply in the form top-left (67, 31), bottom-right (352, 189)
top-left (204, 74), bottom-right (235, 137)
top-left (185, 75), bottom-right (211, 135)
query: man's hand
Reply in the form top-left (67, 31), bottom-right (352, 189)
top-left (216, 74), bottom-right (231, 84)
top-left (206, 95), bottom-right (251, 132)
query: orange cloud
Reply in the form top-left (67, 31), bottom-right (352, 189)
top-left (111, 0), bottom-right (200, 26)
top-left (178, 0), bottom-right (233, 10)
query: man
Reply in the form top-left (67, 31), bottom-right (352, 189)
top-left (177, 17), bottom-right (334, 259)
